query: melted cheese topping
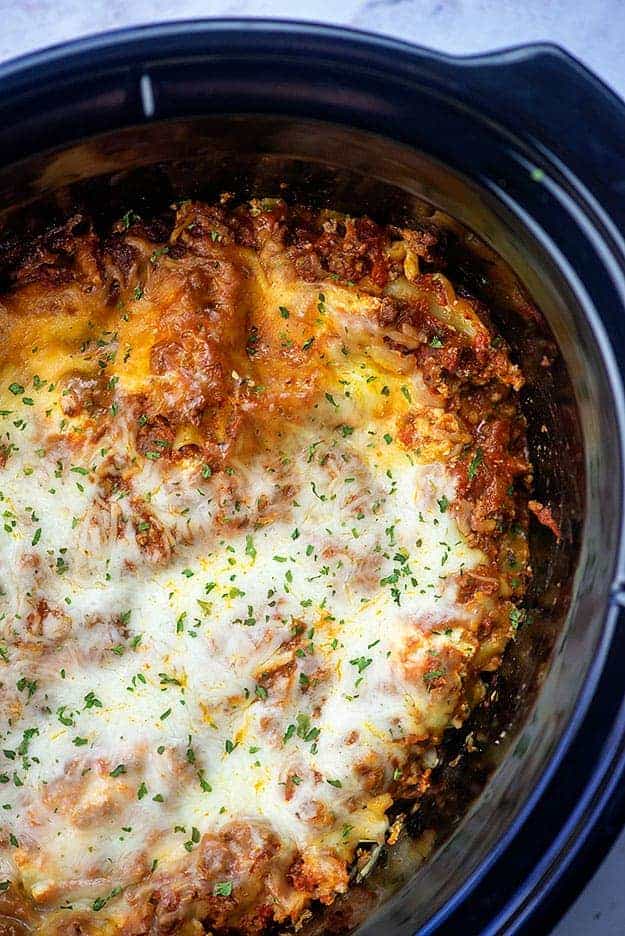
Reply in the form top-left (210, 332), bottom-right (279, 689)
top-left (0, 200), bottom-right (526, 933)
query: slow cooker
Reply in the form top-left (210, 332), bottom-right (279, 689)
top-left (0, 20), bottom-right (624, 936)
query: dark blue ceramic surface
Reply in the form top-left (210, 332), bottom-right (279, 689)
top-left (0, 21), bottom-right (625, 935)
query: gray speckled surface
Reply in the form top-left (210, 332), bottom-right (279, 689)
top-left (1, 2), bottom-right (624, 932)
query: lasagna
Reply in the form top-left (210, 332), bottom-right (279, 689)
top-left (0, 198), bottom-right (530, 934)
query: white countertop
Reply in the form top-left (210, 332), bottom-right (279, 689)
top-left (1, 1), bottom-right (625, 933)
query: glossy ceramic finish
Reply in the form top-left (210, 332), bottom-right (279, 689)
top-left (0, 22), bottom-right (624, 935)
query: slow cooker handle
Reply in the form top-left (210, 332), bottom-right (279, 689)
top-left (447, 45), bottom-right (625, 244)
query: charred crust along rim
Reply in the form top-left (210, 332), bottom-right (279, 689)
top-left (0, 196), bottom-right (541, 934)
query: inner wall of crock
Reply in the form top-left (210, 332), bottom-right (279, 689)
top-left (0, 116), bottom-right (617, 933)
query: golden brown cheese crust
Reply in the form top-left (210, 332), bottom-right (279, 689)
top-left (0, 198), bottom-right (530, 935)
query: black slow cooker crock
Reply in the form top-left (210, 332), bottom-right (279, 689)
top-left (0, 20), bottom-right (624, 936)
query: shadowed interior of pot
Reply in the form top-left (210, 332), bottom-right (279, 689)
top-left (0, 116), bottom-right (618, 935)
